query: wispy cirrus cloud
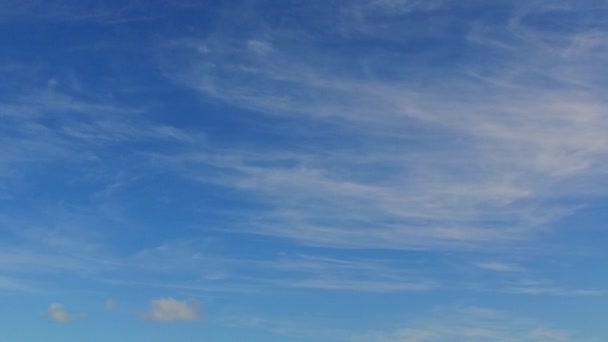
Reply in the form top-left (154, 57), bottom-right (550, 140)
top-left (0, 0), bottom-right (167, 24)
top-left (222, 306), bottom-right (585, 342)
top-left (155, 0), bottom-right (608, 252)
top-left (499, 279), bottom-right (608, 297)
top-left (0, 275), bottom-right (38, 293)
top-left (0, 3), bottom-right (606, 339)
top-left (475, 261), bottom-right (524, 273)
top-left (219, 314), bottom-right (353, 341)
top-left (126, 240), bottom-right (435, 293)
top-left (1, 2), bottom-right (606, 307)
top-left (360, 306), bottom-right (581, 342)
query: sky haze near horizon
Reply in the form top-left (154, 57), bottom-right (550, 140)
top-left (1, 0), bottom-right (608, 341)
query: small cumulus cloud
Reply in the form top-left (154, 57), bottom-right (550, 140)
top-left (105, 299), bottom-right (116, 311)
top-left (147, 297), bottom-right (199, 322)
top-left (47, 303), bottom-right (71, 323)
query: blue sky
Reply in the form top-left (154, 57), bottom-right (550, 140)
top-left (1, 0), bottom-right (608, 340)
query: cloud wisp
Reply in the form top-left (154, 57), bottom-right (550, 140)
top-left (222, 306), bottom-right (582, 342)
top-left (0, 2), bottom-right (607, 339)
top-left (153, 0), bottom-right (608, 251)
top-left (361, 306), bottom-right (577, 342)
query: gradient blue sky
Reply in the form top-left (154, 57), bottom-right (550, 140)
top-left (1, 0), bottom-right (608, 341)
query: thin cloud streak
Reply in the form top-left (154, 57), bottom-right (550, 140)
top-left (157, 0), bottom-right (608, 251)
top-left (359, 306), bottom-right (579, 342)
top-left (221, 306), bottom-right (584, 342)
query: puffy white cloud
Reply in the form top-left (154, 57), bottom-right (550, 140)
top-left (105, 299), bottom-right (116, 311)
top-left (47, 303), bottom-right (71, 323)
top-left (147, 297), bottom-right (199, 322)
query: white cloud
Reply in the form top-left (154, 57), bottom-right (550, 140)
top-left (156, 0), bottom-right (608, 252)
top-left (47, 303), bottom-right (71, 323)
top-left (503, 284), bottom-right (608, 297)
top-left (361, 307), bottom-right (577, 342)
top-left (0, 213), bottom-right (117, 277)
top-left (130, 243), bottom-right (435, 293)
top-left (475, 261), bottom-right (524, 272)
top-left (367, 0), bottom-right (444, 13)
top-left (105, 299), bottom-right (116, 311)
top-left (220, 315), bottom-right (352, 341)
top-left (0, 275), bottom-right (38, 293)
top-left (222, 306), bottom-right (582, 342)
top-left (0, 0), bottom-right (154, 24)
top-left (0, 1), bottom-right (606, 321)
top-left (147, 298), bottom-right (199, 322)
